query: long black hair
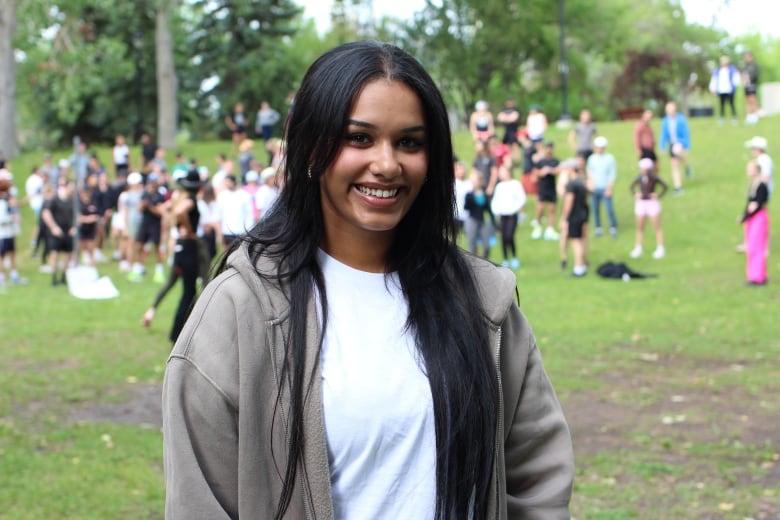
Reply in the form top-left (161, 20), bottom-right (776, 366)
top-left (219, 41), bottom-right (498, 519)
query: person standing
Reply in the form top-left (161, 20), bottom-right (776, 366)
top-left (568, 109), bottom-right (597, 161)
top-left (586, 136), bottom-right (618, 237)
top-left (0, 169), bottom-right (26, 287)
top-left (490, 162), bottom-right (526, 269)
top-left (531, 141), bottom-right (561, 240)
top-left (559, 159), bottom-right (589, 277)
top-left (629, 158), bottom-right (668, 259)
top-left (225, 102), bottom-right (248, 153)
top-left (215, 174), bottom-right (253, 248)
top-left (633, 109), bottom-right (657, 163)
top-left (659, 101), bottom-right (691, 195)
top-left (464, 170), bottom-right (493, 258)
top-left (742, 51), bottom-right (761, 124)
top-left (745, 136), bottom-right (773, 194)
top-left (163, 42), bottom-right (573, 518)
top-left (112, 135), bottom-right (131, 178)
top-left (497, 98), bottom-right (521, 152)
top-left (41, 178), bottom-right (76, 286)
top-left (741, 160), bottom-right (769, 286)
top-left (469, 100), bottom-right (494, 143)
top-left (709, 55), bottom-right (740, 125)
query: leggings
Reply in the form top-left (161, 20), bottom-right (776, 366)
top-left (719, 93), bottom-right (736, 118)
top-left (170, 239), bottom-right (200, 343)
top-left (499, 214), bottom-right (518, 260)
top-left (464, 217), bottom-right (493, 258)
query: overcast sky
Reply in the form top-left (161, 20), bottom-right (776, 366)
top-left (300, 0), bottom-right (780, 38)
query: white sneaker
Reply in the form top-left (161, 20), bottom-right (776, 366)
top-left (652, 246), bottom-right (665, 259)
top-left (531, 226), bottom-right (542, 240)
top-left (543, 227), bottom-right (560, 241)
top-left (39, 264), bottom-right (53, 274)
top-left (630, 245), bottom-right (643, 258)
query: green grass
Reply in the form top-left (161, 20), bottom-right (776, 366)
top-left (2, 114), bottom-right (778, 518)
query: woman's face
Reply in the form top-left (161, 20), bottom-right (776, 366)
top-left (319, 79), bottom-right (428, 244)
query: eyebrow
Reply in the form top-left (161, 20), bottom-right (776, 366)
top-left (347, 119), bottom-right (426, 133)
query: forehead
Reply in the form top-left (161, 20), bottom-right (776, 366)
top-left (349, 80), bottom-right (423, 118)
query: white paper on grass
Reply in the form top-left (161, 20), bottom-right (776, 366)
top-left (66, 266), bottom-right (120, 300)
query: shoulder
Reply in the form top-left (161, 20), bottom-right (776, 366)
top-left (461, 254), bottom-right (517, 325)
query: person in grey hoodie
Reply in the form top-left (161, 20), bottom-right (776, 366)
top-left (163, 41), bottom-right (574, 520)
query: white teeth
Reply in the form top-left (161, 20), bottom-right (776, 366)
top-left (357, 186), bottom-right (398, 198)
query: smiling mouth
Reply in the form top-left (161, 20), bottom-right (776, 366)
top-left (355, 185), bottom-right (399, 198)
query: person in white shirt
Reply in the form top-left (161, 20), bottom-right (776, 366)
top-left (453, 157), bottom-right (472, 234)
top-left (216, 174), bottom-right (254, 248)
top-left (490, 161), bottom-right (526, 269)
top-left (254, 167), bottom-right (279, 220)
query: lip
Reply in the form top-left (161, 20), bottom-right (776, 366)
top-left (352, 183), bottom-right (404, 207)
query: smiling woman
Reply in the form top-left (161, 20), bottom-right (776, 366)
top-left (162, 41), bottom-right (574, 520)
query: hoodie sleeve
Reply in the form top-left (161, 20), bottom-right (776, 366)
top-left (162, 276), bottom-right (242, 520)
top-left (500, 304), bottom-right (574, 519)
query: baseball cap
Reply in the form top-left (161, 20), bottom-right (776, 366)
top-left (745, 136), bottom-right (768, 150)
top-left (127, 172), bottom-right (143, 185)
top-left (260, 167), bottom-right (277, 183)
top-left (245, 170), bottom-right (259, 183)
top-left (638, 158), bottom-right (655, 170)
top-left (593, 136), bottom-right (608, 148)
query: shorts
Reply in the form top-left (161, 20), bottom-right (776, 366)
top-left (635, 198), bottom-right (661, 217)
top-left (640, 148), bottom-right (657, 162)
top-left (79, 224), bottom-right (97, 241)
top-left (537, 188), bottom-right (557, 203)
top-left (567, 217), bottom-right (587, 239)
top-left (135, 222), bottom-right (161, 245)
top-left (668, 143), bottom-right (685, 158)
top-left (49, 234), bottom-right (74, 253)
top-left (745, 85), bottom-right (757, 96)
top-left (111, 212), bottom-right (125, 232)
top-left (0, 237), bottom-right (15, 255)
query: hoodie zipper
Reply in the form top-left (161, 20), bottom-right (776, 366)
top-left (494, 326), bottom-right (504, 519)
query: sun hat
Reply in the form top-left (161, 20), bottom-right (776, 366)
top-left (177, 169), bottom-right (207, 190)
top-left (593, 136), bottom-right (608, 148)
top-left (127, 172), bottom-right (143, 185)
top-left (745, 136), bottom-right (768, 151)
top-left (638, 158), bottom-right (655, 171)
top-left (260, 167), bottom-right (277, 183)
top-left (245, 170), bottom-right (259, 183)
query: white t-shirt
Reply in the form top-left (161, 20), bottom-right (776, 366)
top-left (113, 144), bottom-right (130, 166)
top-left (757, 152), bottom-right (774, 193)
top-left (25, 174), bottom-right (45, 213)
top-left (454, 178), bottom-right (473, 221)
top-left (317, 250), bottom-right (436, 520)
top-left (254, 185), bottom-right (278, 219)
top-left (216, 188), bottom-right (254, 235)
top-left (490, 179), bottom-right (527, 216)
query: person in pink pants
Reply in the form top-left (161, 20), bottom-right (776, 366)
top-left (741, 161), bottom-right (770, 286)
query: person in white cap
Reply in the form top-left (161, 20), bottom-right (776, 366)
top-left (629, 157), bottom-right (669, 259)
top-left (586, 135), bottom-right (618, 237)
top-left (745, 136), bottom-right (773, 194)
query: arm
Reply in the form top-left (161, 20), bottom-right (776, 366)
top-left (41, 206), bottom-right (63, 237)
top-left (659, 119), bottom-right (669, 151)
top-left (633, 122), bottom-right (642, 156)
top-left (501, 305), bottom-right (574, 518)
top-left (606, 156), bottom-right (617, 194)
top-left (654, 176), bottom-right (669, 199)
top-left (559, 191), bottom-right (573, 223)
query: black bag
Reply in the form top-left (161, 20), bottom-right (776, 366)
top-left (596, 261), bottom-right (656, 280)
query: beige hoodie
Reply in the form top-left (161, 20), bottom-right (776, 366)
top-left (163, 245), bottom-right (574, 519)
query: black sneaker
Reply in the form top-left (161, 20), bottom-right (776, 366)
top-left (560, 260), bottom-right (567, 271)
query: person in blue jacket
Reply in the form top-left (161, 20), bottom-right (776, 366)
top-left (659, 101), bottom-right (691, 195)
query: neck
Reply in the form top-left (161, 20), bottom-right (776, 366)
top-left (320, 229), bottom-right (393, 273)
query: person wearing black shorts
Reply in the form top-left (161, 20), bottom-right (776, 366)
top-left (531, 142), bottom-right (561, 241)
top-left (743, 51), bottom-right (760, 124)
top-left (129, 174), bottom-right (167, 282)
top-left (559, 161), bottom-right (589, 277)
top-left (41, 179), bottom-right (75, 286)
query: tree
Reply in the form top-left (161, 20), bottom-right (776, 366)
top-left (188, 0), bottom-right (301, 136)
top-left (0, 0), bottom-right (18, 159)
top-left (156, 0), bottom-right (178, 149)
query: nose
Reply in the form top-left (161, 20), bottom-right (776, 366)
top-left (370, 141), bottom-right (402, 177)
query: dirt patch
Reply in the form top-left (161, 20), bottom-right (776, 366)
top-left (67, 382), bottom-right (163, 430)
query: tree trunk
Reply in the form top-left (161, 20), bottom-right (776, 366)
top-left (156, 0), bottom-right (178, 150)
top-left (0, 0), bottom-right (18, 159)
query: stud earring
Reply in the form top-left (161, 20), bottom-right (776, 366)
top-left (307, 167), bottom-right (312, 179)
